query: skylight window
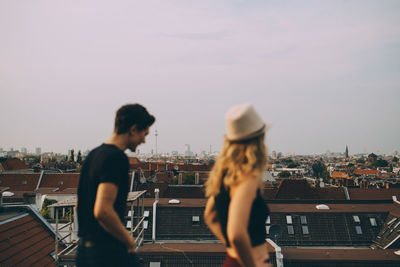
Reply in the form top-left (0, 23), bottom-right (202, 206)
top-left (316, 204), bottom-right (329, 210)
top-left (353, 215), bottom-right (360, 223)
top-left (168, 199), bottom-right (180, 204)
top-left (370, 218), bottom-right (377, 227)
top-left (126, 220), bottom-right (132, 228)
top-left (144, 210), bottom-right (150, 217)
top-left (266, 226), bottom-right (270, 234)
top-left (266, 216), bottom-right (270, 224)
top-left (355, 226), bottom-right (363, 234)
top-left (288, 225), bottom-right (294, 235)
top-left (143, 220), bottom-right (148, 229)
top-left (286, 215), bottom-right (292, 224)
top-left (302, 226), bottom-right (309, 235)
top-left (300, 216), bottom-right (307, 224)
top-left (192, 216), bottom-right (200, 226)
top-left (22, 180), bottom-right (27, 185)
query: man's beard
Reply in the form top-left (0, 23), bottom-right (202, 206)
top-left (128, 143), bottom-right (138, 152)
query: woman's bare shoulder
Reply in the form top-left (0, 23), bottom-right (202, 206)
top-left (230, 172), bottom-right (260, 196)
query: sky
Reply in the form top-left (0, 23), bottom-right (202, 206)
top-left (0, 0), bottom-right (399, 155)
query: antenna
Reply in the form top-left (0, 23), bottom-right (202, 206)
top-left (269, 225), bottom-right (282, 244)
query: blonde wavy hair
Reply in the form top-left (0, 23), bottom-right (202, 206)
top-left (205, 134), bottom-right (267, 197)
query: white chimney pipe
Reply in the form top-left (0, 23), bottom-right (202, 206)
top-left (152, 188), bottom-right (159, 242)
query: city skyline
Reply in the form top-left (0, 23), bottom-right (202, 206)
top-left (1, 1), bottom-right (399, 155)
top-left (0, 143), bottom-right (398, 157)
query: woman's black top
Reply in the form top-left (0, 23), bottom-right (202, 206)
top-left (214, 180), bottom-right (269, 247)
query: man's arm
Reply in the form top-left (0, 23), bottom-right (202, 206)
top-left (204, 196), bottom-right (227, 245)
top-left (93, 182), bottom-right (136, 252)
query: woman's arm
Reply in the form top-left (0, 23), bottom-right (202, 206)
top-left (204, 196), bottom-right (227, 245)
top-left (227, 175), bottom-right (259, 267)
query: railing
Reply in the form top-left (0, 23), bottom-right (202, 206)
top-left (51, 191), bottom-right (146, 266)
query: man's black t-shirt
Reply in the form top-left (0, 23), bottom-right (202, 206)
top-left (77, 143), bottom-right (129, 245)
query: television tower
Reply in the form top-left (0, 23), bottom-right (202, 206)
top-left (155, 129), bottom-right (158, 156)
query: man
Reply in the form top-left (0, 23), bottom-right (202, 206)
top-left (76, 104), bottom-right (155, 266)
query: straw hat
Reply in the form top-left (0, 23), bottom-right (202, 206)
top-left (225, 103), bottom-right (266, 141)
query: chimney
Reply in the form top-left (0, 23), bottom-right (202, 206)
top-left (152, 188), bottom-right (159, 242)
top-left (155, 188), bottom-right (159, 201)
top-left (178, 173), bottom-right (182, 185)
top-left (195, 172), bottom-right (199, 185)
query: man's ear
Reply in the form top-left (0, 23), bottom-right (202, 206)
top-left (129, 125), bottom-right (138, 136)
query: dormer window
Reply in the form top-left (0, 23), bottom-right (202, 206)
top-left (353, 215), bottom-right (360, 223)
top-left (286, 215), bottom-right (292, 224)
top-left (300, 216), bottom-right (307, 224)
top-left (370, 218), bottom-right (377, 226)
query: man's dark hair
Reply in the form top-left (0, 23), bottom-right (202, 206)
top-left (114, 104), bottom-right (155, 134)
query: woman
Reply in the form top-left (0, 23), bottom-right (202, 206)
top-left (204, 104), bottom-right (271, 267)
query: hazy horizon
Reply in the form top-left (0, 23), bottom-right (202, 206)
top-left (1, 1), bottom-right (399, 155)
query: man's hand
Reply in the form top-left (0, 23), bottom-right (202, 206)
top-left (94, 183), bottom-right (136, 249)
top-left (127, 237), bottom-right (136, 253)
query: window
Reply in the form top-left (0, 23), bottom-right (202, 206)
top-left (128, 210), bottom-right (133, 217)
top-left (286, 215), bottom-right (292, 224)
top-left (266, 226), bottom-right (270, 234)
top-left (143, 220), bottom-right (149, 229)
top-left (58, 181), bottom-right (64, 185)
top-left (302, 226), bottom-right (309, 235)
top-left (150, 262), bottom-right (161, 267)
top-left (370, 218), bottom-right (377, 226)
top-left (353, 215), bottom-right (360, 223)
top-left (300, 216), bottom-right (307, 224)
top-left (126, 220), bottom-right (132, 228)
top-left (192, 216), bottom-right (200, 226)
top-left (287, 225), bottom-right (294, 235)
top-left (144, 210), bottom-right (150, 217)
top-left (355, 226), bottom-right (362, 234)
top-left (266, 216), bottom-right (270, 224)
top-left (22, 180), bottom-right (27, 185)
